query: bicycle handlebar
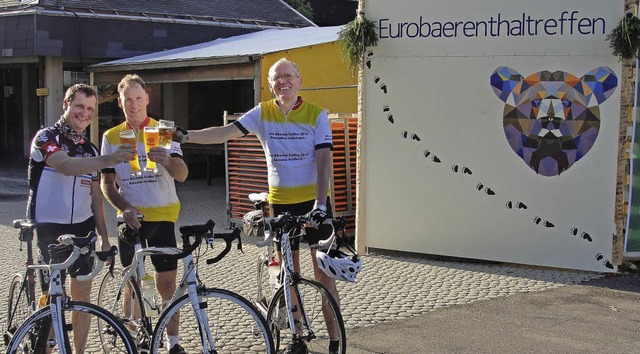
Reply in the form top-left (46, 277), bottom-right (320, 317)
top-left (45, 231), bottom-right (119, 282)
top-left (77, 246), bottom-right (119, 282)
top-left (256, 213), bottom-right (345, 248)
top-left (173, 220), bottom-right (243, 264)
top-left (206, 228), bottom-right (243, 265)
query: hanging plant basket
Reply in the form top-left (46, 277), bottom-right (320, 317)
top-left (607, 12), bottom-right (640, 61)
top-left (338, 14), bottom-right (378, 75)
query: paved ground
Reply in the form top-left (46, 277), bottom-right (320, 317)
top-left (1, 166), bottom-right (639, 353)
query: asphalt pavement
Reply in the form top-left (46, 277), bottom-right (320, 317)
top-left (1, 165), bottom-right (639, 353)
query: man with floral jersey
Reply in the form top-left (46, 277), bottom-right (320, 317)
top-left (27, 83), bottom-right (136, 352)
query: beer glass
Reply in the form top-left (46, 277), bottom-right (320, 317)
top-left (158, 119), bottom-right (174, 149)
top-left (119, 129), bottom-right (141, 175)
top-left (143, 126), bottom-right (159, 172)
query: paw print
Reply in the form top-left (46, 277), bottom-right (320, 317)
top-left (595, 253), bottom-right (614, 269)
top-left (373, 76), bottom-right (387, 93)
top-left (423, 150), bottom-right (441, 163)
top-left (401, 131), bottom-right (420, 141)
top-left (382, 105), bottom-right (394, 124)
top-left (533, 216), bottom-right (554, 227)
top-left (365, 51), bottom-right (374, 69)
top-left (571, 227), bottom-right (592, 242)
top-left (476, 183), bottom-right (495, 195)
top-left (505, 201), bottom-right (527, 209)
top-left (452, 165), bottom-right (472, 175)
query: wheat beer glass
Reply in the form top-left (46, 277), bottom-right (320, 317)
top-left (158, 119), bottom-right (174, 149)
top-left (119, 129), bottom-right (141, 175)
top-left (144, 126), bottom-right (159, 172)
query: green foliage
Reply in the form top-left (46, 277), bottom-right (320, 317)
top-left (607, 12), bottom-right (640, 60)
top-left (338, 15), bottom-right (378, 76)
top-left (285, 0), bottom-right (314, 20)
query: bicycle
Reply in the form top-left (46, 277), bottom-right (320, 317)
top-left (97, 218), bottom-right (276, 353)
top-left (5, 227), bottom-right (137, 353)
top-left (255, 212), bottom-right (362, 354)
top-left (5, 219), bottom-right (41, 348)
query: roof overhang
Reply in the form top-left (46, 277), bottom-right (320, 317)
top-left (88, 55), bottom-right (255, 72)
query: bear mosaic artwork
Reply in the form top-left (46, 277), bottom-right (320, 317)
top-left (490, 66), bottom-right (618, 176)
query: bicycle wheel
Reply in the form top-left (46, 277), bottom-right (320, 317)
top-left (4, 274), bottom-right (32, 346)
top-left (151, 288), bottom-right (275, 354)
top-left (267, 278), bottom-right (346, 354)
top-left (97, 267), bottom-right (152, 352)
top-left (7, 301), bottom-right (137, 353)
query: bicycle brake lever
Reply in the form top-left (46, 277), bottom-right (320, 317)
top-left (234, 228), bottom-right (244, 254)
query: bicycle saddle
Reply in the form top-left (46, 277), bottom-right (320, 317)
top-left (248, 192), bottom-right (269, 203)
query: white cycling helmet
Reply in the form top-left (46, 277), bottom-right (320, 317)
top-left (316, 248), bottom-right (362, 283)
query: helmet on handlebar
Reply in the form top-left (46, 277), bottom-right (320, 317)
top-left (315, 248), bottom-right (362, 283)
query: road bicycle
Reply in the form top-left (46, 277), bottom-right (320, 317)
top-left (97, 218), bottom-right (275, 353)
top-left (5, 219), bottom-right (41, 348)
top-left (255, 212), bottom-right (358, 354)
top-left (5, 223), bottom-right (137, 353)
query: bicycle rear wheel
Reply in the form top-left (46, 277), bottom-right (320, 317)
top-left (7, 301), bottom-right (136, 353)
top-left (4, 274), bottom-right (32, 346)
top-left (267, 278), bottom-right (346, 354)
top-left (97, 267), bottom-right (152, 352)
top-left (151, 288), bottom-right (275, 353)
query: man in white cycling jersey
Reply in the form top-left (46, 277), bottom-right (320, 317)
top-left (173, 58), bottom-right (340, 354)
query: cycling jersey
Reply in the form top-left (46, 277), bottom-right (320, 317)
top-left (235, 97), bottom-right (332, 205)
top-left (27, 123), bottom-right (99, 224)
top-left (101, 117), bottom-right (183, 222)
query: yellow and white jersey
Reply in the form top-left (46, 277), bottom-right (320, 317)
top-left (101, 118), bottom-right (183, 222)
top-left (235, 98), bottom-right (332, 205)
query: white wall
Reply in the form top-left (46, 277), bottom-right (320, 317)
top-left (362, 0), bottom-right (624, 272)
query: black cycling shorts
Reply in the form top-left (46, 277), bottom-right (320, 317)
top-left (36, 216), bottom-right (96, 291)
top-left (117, 221), bottom-right (178, 272)
top-left (271, 197), bottom-right (333, 251)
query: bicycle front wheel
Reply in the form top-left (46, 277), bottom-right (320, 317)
top-left (151, 288), bottom-right (275, 353)
top-left (4, 274), bottom-right (32, 346)
top-left (7, 301), bottom-right (137, 353)
top-left (267, 278), bottom-right (346, 354)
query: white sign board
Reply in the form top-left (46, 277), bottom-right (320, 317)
top-left (362, 0), bottom-right (623, 272)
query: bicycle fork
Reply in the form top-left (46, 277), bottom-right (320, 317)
top-left (48, 275), bottom-right (73, 353)
top-left (183, 259), bottom-right (217, 354)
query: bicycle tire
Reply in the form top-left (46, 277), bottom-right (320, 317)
top-left (6, 301), bottom-right (137, 353)
top-left (151, 288), bottom-right (275, 353)
top-left (4, 274), bottom-right (32, 346)
top-left (266, 277), bottom-right (346, 354)
top-left (96, 267), bottom-right (152, 352)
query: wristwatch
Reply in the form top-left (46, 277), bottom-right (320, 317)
top-left (176, 127), bottom-right (189, 144)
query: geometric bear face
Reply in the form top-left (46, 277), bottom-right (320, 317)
top-left (490, 67), bottom-right (618, 176)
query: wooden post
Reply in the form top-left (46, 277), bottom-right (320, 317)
top-left (355, 0), bottom-right (368, 254)
top-left (613, 0), bottom-right (638, 264)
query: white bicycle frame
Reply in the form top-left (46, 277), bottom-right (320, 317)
top-left (118, 239), bottom-right (217, 353)
top-left (26, 237), bottom-right (106, 354)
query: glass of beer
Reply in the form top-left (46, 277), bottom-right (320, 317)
top-left (143, 126), bottom-right (159, 172)
top-left (119, 129), bottom-right (141, 175)
top-left (158, 119), bottom-right (174, 149)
